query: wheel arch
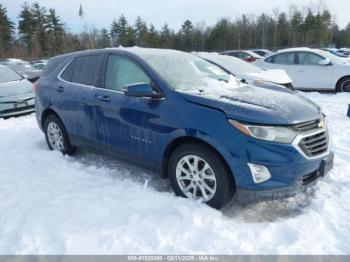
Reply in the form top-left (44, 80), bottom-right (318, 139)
top-left (162, 136), bottom-right (236, 185)
top-left (336, 75), bottom-right (350, 92)
top-left (41, 108), bottom-right (62, 129)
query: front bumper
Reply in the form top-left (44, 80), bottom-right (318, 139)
top-left (234, 152), bottom-right (334, 205)
top-left (0, 99), bottom-right (35, 118)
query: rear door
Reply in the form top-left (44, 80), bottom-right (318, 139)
top-left (54, 54), bottom-right (104, 142)
top-left (293, 52), bottom-right (334, 89)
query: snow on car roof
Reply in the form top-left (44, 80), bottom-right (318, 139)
top-left (122, 47), bottom-right (186, 57)
top-left (277, 47), bottom-right (311, 53)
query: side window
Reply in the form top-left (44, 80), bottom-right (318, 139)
top-left (298, 52), bottom-right (323, 65)
top-left (265, 56), bottom-right (274, 63)
top-left (226, 52), bottom-right (238, 58)
top-left (105, 55), bottom-right (151, 92)
top-left (71, 55), bottom-right (102, 86)
top-left (42, 58), bottom-right (63, 77)
top-left (273, 52), bottom-right (295, 65)
top-left (61, 60), bottom-right (74, 82)
top-left (238, 52), bottom-right (250, 59)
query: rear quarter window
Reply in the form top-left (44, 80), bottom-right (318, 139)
top-left (42, 57), bottom-right (65, 77)
top-left (60, 60), bottom-right (74, 82)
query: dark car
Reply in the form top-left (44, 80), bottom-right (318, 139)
top-left (220, 50), bottom-right (262, 63)
top-left (0, 65), bottom-right (35, 118)
top-left (35, 48), bottom-right (333, 209)
top-left (250, 49), bottom-right (273, 57)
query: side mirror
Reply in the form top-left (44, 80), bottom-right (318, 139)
top-left (319, 58), bottom-right (331, 66)
top-left (123, 83), bottom-right (162, 98)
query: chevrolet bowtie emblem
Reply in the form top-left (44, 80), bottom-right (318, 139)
top-left (17, 98), bottom-right (24, 103)
top-left (318, 120), bottom-right (324, 128)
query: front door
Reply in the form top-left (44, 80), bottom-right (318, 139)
top-left (94, 54), bottom-right (164, 162)
top-left (293, 52), bottom-right (334, 90)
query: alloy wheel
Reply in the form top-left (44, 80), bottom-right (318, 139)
top-left (47, 122), bottom-right (65, 151)
top-left (175, 155), bottom-right (217, 202)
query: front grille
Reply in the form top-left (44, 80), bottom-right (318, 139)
top-left (299, 131), bottom-right (329, 157)
top-left (292, 119), bottom-right (321, 132)
top-left (0, 105), bottom-right (35, 115)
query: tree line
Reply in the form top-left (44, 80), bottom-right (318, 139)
top-left (1, 1), bottom-right (350, 59)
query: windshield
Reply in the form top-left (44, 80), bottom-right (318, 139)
top-left (138, 51), bottom-right (238, 91)
top-left (316, 50), bottom-right (349, 64)
top-left (0, 66), bottom-right (23, 83)
top-left (6, 62), bottom-right (34, 73)
top-left (199, 53), bottom-right (262, 75)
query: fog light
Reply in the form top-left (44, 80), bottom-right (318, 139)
top-left (247, 163), bottom-right (271, 184)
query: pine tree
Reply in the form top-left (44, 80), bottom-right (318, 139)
top-left (291, 10), bottom-right (303, 46)
top-left (31, 2), bottom-right (49, 57)
top-left (148, 24), bottom-right (159, 47)
top-left (97, 28), bottom-right (111, 48)
top-left (18, 2), bottom-right (35, 56)
top-left (304, 10), bottom-right (315, 45)
top-left (207, 18), bottom-right (233, 51)
top-left (47, 8), bottom-right (64, 56)
top-left (0, 4), bottom-right (14, 58)
top-left (277, 12), bottom-right (290, 48)
top-left (110, 15), bottom-right (129, 46)
top-left (134, 16), bottom-right (148, 47)
top-left (159, 23), bottom-right (173, 48)
top-left (180, 19), bottom-right (194, 51)
top-left (127, 26), bottom-right (135, 46)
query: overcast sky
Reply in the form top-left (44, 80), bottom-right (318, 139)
top-left (4, 0), bottom-right (350, 32)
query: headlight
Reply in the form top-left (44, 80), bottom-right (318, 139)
top-left (229, 120), bottom-right (297, 143)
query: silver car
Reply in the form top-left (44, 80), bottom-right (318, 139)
top-left (0, 65), bottom-right (35, 118)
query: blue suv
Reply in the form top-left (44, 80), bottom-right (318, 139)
top-left (35, 48), bottom-right (334, 209)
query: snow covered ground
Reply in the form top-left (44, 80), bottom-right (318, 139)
top-left (0, 92), bottom-right (349, 255)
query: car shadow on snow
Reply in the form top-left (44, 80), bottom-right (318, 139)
top-left (222, 190), bottom-right (317, 222)
top-left (56, 147), bottom-right (317, 222)
top-left (70, 148), bottom-right (172, 193)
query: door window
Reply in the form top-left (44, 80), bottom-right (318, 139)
top-left (105, 55), bottom-right (151, 92)
top-left (71, 55), bottom-right (102, 86)
top-left (238, 52), bottom-right (250, 59)
top-left (273, 52), bottom-right (295, 65)
top-left (298, 52), bottom-right (324, 65)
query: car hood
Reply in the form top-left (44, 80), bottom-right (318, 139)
top-left (0, 79), bottom-right (34, 102)
top-left (239, 69), bottom-right (292, 85)
top-left (180, 85), bottom-right (322, 125)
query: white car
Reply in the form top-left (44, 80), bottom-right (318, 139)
top-left (195, 52), bottom-right (294, 90)
top-left (254, 47), bottom-right (350, 92)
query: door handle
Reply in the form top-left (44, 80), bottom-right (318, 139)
top-left (297, 70), bottom-right (304, 73)
top-left (55, 86), bottom-right (64, 92)
top-left (97, 95), bottom-right (111, 103)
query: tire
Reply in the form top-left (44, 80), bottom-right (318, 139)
top-left (168, 143), bottom-right (235, 209)
top-left (336, 77), bottom-right (350, 92)
top-left (44, 114), bottom-right (76, 155)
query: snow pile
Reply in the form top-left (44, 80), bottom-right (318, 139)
top-left (0, 92), bottom-right (350, 254)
